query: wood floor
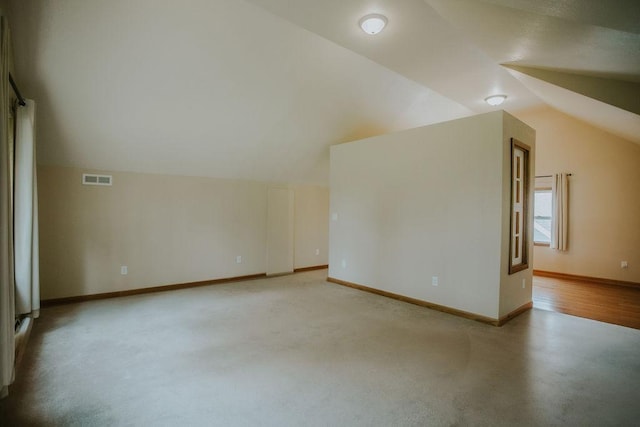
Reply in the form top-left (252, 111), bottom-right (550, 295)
top-left (533, 275), bottom-right (640, 330)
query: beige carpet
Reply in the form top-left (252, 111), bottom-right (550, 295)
top-left (1, 269), bottom-right (639, 426)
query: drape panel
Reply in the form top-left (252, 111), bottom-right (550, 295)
top-left (14, 99), bottom-right (39, 317)
top-left (551, 173), bottom-right (569, 251)
top-left (0, 15), bottom-right (15, 399)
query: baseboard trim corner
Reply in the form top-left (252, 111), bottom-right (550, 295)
top-left (41, 273), bottom-right (268, 307)
top-left (533, 270), bottom-right (639, 289)
top-left (327, 277), bottom-right (508, 326)
top-left (497, 301), bottom-right (533, 326)
top-left (294, 265), bottom-right (328, 273)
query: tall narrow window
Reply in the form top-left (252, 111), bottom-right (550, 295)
top-left (534, 189), bottom-right (552, 245)
top-left (509, 139), bottom-right (530, 274)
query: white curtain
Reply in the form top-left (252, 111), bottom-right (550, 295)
top-left (551, 173), bottom-right (569, 251)
top-left (0, 15), bottom-right (15, 399)
top-left (14, 99), bottom-right (39, 318)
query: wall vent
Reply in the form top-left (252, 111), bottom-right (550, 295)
top-left (82, 173), bottom-right (112, 186)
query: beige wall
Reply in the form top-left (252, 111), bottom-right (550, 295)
top-left (38, 166), bottom-right (329, 299)
top-left (329, 111), bottom-right (534, 320)
top-left (514, 107), bottom-right (640, 283)
top-left (293, 185), bottom-right (329, 269)
top-left (266, 187), bottom-right (295, 275)
top-left (500, 112), bottom-right (536, 317)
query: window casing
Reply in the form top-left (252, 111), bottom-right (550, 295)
top-left (534, 189), bottom-right (552, 245)
top-left (509, 139), bottom-right (530, 274)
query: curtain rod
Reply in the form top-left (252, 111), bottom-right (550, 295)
top-left (9, 73), bottom-right (26, 106)
top-left (535, 174), bottom-right (573, 178)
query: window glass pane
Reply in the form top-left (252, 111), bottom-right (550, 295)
top-left (534, 190), bottom-right (552, 243)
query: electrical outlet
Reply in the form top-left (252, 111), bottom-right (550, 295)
top-left (432, 276), bottom-right (438, 286)
top-left (522, 278), bottom-right (526, 289)
top-left (621, 261), bottom-right (628, 269)
top-left (332, 213), bottom-right (339, 221)
top-left (341, 259), bottom-right (347, 269)
top-left (236, 255), bottom-right (242, 264)
top-left (315, 248), bottom-right (320, 255)
top-left (120, 266), bottom-right (128, 275)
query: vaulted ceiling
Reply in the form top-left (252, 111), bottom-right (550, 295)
top-left (6, 0), bottom-right (640, 184)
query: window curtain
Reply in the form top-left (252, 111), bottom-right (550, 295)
top-left (551, 173), bottom-right (569, 251)
top-left (0, 15), bottom-right (15, 399)
top-left (14, 99), bottom-right (39, 318)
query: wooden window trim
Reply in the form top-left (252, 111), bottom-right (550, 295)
top-left (509, 138), bottom-right (530, 275)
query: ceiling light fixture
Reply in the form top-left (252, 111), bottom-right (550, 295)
top-left (485, 94), bottom-right (507, 106)
top-left (359, 14), bottom-right (388, 35)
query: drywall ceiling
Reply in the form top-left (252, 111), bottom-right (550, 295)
top-left (505, 68), bottom-right (640, 143)
top-left (6, 0), bottom-right (640, 184)
top-left (425, 0), bottom-right (640, 143)
top-left (248, 0), bottom-right (640, 143)
top-left (247, 0), bottom-right (542, 112)
top-left (7, 0), bottom-right (471, 184)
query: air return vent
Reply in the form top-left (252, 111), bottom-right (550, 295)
top-left (82, 173), bottom-right (112, 186)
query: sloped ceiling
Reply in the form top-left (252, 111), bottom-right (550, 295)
top-left (7, 0), bottom-right (471, 184)
top-left (249, 0), bottom-right (640, 143)
top-left (425, 0), bottom-right (640, 143)
top-left (246, 0), bottom-right (542, 112)
top-left (6, 0), bottom-right (640, 184)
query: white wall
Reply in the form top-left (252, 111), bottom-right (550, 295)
top-left (329, 111), bottom-right (535, 320)
top-left (514, 106), bottom-right (640, 283)
top-left (38, 166), bottom-right (329, 299)
top-left (293, 185), bottom-right (329, 269)
top-left (266, 187), bottom-right (295, 275)
top-left (500, 112), bottom-right (537, 317)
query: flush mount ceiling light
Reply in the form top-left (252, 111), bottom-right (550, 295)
top-left (485, 94), bottom-right (507, 106)
top-left (359, 14), bottom-right (388, 35)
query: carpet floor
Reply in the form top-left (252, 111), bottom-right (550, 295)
top-left (1, 269), bottom-right (639, 426)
